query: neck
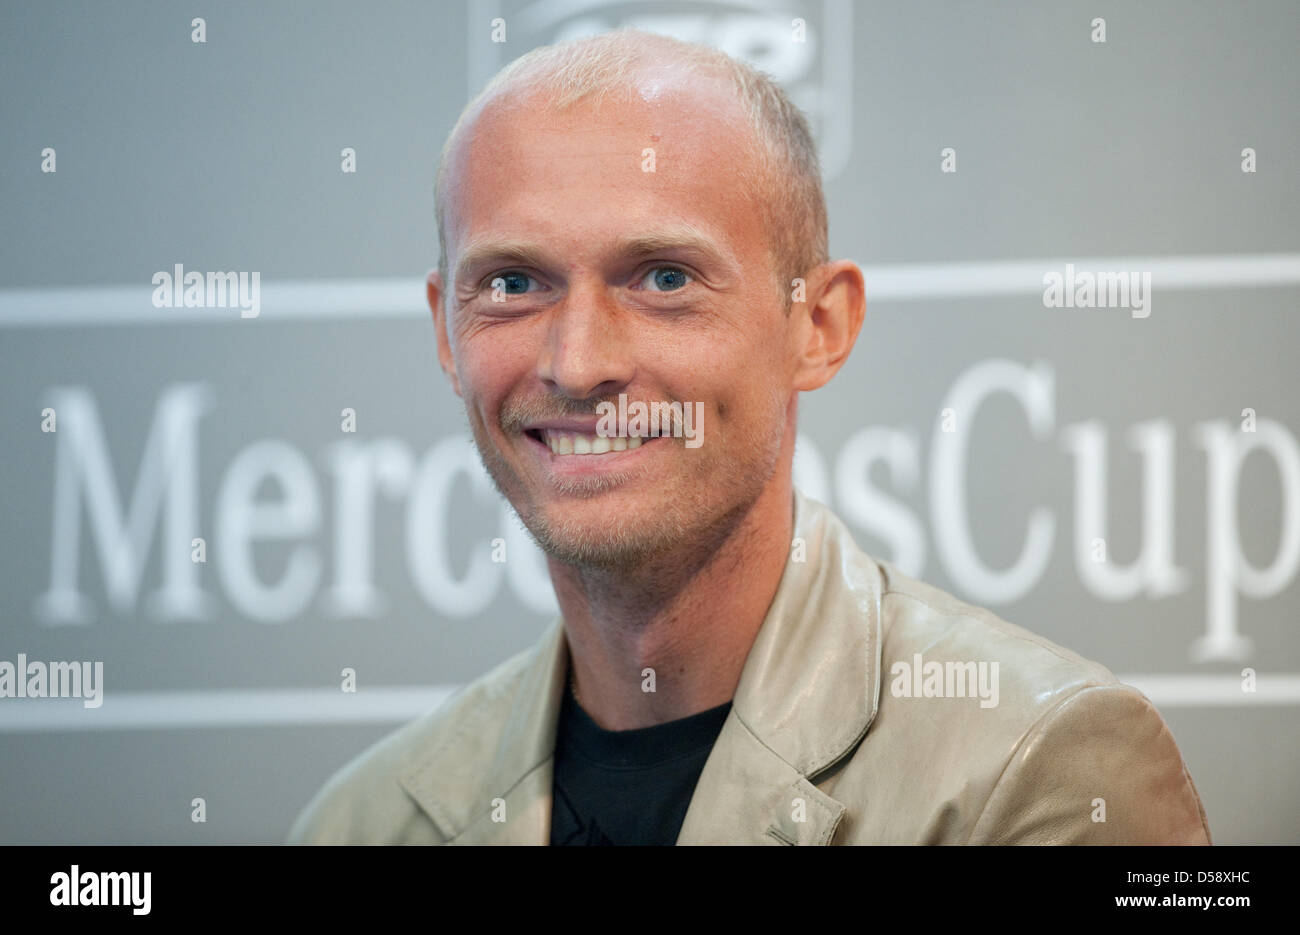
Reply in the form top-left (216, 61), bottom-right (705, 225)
top-left (550, 462), bottom-right (795, 731)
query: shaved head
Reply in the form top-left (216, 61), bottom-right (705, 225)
top-left (434, 29), bottom-right (827, 308)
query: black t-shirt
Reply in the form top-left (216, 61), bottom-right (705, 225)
top-left (549, 685), bottom-right (732, 845)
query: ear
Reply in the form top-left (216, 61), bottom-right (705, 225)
top-left (427, 269), bottom-right (463, 398)
top-left (790, 260), bottom-right (866, 392)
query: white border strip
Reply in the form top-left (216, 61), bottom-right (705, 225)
top-left (1118, 674), bottom-right (1300, 707)
top-left (863, 254), bottom-right (1300, 300)
top-left (0, 686), bottom-right (459, 732)
top-left (0, 675), bottom-right (1296, 731)
top-left (0, 279), bottom-right (425, 328)
top-left (2, 254), bottom-right (1298, 327)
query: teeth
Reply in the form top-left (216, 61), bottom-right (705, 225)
top-left (540, 430), bottom-right (648, 456)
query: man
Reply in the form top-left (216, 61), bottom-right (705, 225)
top-left (288, 30), bottom-right (1211, 845)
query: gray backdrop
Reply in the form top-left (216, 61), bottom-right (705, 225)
top-left (1, 0), bottom-right (1297, 844)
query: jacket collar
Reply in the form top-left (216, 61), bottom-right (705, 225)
top-left (404, 489), bottom-right (884, 844)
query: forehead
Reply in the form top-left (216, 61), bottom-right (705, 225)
top-left (441, 70), bottom-right (770, 274)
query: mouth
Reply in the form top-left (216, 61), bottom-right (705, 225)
top-left (524, 427), bottom-right (653, 456)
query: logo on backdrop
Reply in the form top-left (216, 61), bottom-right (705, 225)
top-left (467, 0), bottom-right (855, 179)
top-left (30, 358), bottom-right (1300, 667)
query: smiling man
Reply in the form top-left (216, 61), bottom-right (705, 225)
top-left (288, 30), bottom-right (1211, 846)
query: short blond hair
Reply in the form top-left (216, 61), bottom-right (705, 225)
top-left (435, 28), bottom-right (828, 306)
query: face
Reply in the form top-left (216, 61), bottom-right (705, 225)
top-left (431, 68), bottom-right (799, 571)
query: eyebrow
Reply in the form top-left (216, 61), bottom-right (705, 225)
top-left (618, 225), bottom-right (731, 263)
top-left (453, 224), bottom-right (737, 287)
top-left (454, 240), bottom-right (552, 288)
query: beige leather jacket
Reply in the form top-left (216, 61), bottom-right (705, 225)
top-left (288, 490), bottom-right (1212, 845)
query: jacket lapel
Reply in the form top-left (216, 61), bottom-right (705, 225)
top-left (676, 490), bottom-right (884, 844)
top-left (401, 617), bottom-right (570, 845)
top-left (403, 489), bottom-right (883, 846)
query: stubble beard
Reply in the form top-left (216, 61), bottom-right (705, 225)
top-left (466, 393), bottom-right (787, 577)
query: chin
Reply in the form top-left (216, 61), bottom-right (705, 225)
top-left (520, 502), bottom-right (689, 572)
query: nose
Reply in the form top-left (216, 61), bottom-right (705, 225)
top-left (536, 280), bottom-right (635, 400)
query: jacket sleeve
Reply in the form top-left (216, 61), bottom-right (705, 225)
top-left (966, 683), bottom-right (1212, 844)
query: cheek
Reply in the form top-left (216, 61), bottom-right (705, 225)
top-left (458, 337), bottom-right (525, 402)
top-left (720, 370), bottom-right (790, 439)
top-left (710, 334), bottom-right (787, 412)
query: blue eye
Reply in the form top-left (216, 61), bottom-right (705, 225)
top-left (642, 266), bottom-right (691, 292)
top-left (490, 272), bottom-right (534, 295)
